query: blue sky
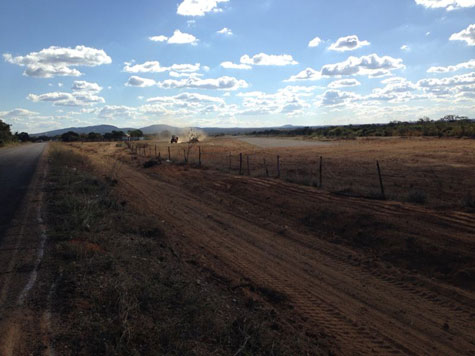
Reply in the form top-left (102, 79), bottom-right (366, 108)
top-left (0, 0), bottom-right (474, 133)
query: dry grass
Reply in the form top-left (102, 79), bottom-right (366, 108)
top-left (45, 143), bottom-right (327, 355)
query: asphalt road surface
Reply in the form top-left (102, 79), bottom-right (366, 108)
top-left (0, 143), bottom-right (46, 238)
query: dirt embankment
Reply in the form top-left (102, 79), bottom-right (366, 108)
top-left (67, 141), bottom-right (475, 355)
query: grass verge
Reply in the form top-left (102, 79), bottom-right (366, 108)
top-left (45, 144), bottom-right (327, 355)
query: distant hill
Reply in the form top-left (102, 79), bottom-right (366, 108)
top-left (32, 124), bottom-right (307, 137)
top-left (32, 125), bottom-right (135, 137)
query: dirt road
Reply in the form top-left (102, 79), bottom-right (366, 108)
top-left (0, 143), bottom-right (49, 355)
top-left (78, 143), bottom-right (475, 355)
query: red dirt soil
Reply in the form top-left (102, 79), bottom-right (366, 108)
top-left (70, 139), bottom-right (475, 355)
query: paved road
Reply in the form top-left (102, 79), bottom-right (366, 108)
top-left (0, 143), bottom-right (46, 238)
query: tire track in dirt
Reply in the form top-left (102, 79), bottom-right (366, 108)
top-left (82, 147), bottom-right (475, 355)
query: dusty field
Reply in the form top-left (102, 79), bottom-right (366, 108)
top-left (129, 136), bottom-right (475, 209)
top-left (64, 136), bottom-right (475, 355)
top-left (236, 136), bottom-right (334, 148)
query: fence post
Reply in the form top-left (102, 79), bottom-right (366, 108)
top-left (239, 153), bottom-right (243, 175)
top-left (246, 155), bottom-right (250, 175)
top-left (199, 146), bottom-right (202, 167)
top-left (277, 155), bottom-right (280, 178)
top-left (168, 146), bottom-right (171, 161)
top-left (158, 151), bottom-right (161, 163)
top-left (264, 158), bottom-right (269, 177)
top-left (319, 156), bottom-right (323, 188)
top-left (376, 160), bottom-right (386, 200)
top-left (183, 149), bottom-right (187, 163)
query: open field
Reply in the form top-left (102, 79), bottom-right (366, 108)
top-left (59, 136), bottom-right (475, 355)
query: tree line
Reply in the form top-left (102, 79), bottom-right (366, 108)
top-left (250, 115), bottom-right (475, 139)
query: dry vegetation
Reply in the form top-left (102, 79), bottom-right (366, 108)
top-left (42, 144), bottom-right (328, 355)
top-left (40, 136), bottom-right (475, 355)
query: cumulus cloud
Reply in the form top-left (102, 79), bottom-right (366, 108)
top-left (123, 60), bottom-right (200, 74)
top-left (329, 35), bottom-right (370, 52)
top-left (125, 76), bottom-right (157, 87)
top-left (328, 79), bottom-right (361, 88)
top-left (147, 92), bottom-right (225, 105)
top-left (308, 37), bottom-right (322, 48)
top-left (449, 24), bottom-right (475, 46)
top-left (240, 53), bottom-right (298, 66)
top-left (0, 108), bottom-right (38, 120)
top-left (237, 86), bottom-right (315, 116)
top-left (285, 68), bottom-right (322, 82)
top-left (321, 54), bottom-right (404, 77)
top-left (71, 80), bottom-right (103, 93)
top-left (401, 45), bottom-right (410, 51)
top-left (319, 90), bottom-right (360, 106)
top-left (27, 91), bottom-right (105, 107)
top-left (98, 105), bottom-right (136, 120)
top-left (177, 0), bottom-right (229, 16)
top-left (287, 54), bottom-right (404, 82)
top-left (418, 71), bottom-right (475, 92)
top-left (158, 76), bottom-right (248, 90)
top-left (149, 30), bottom-right (198, 45)
top-left (3, 45), bottom-right (111, 78)
top-left (220, 61), bottom-right (252, 69)
top-left (427, 58), bottom-right (475, 73)
top-left (217, 27), bottom-right (233, 35)
top-left (414, 0), bottom-right (475, 11)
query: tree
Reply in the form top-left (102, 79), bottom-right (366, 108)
top-left (61, 131), bottom-right (80, 142)
top-left (15, 132), bottom-right (30, 142)
top-left (87, 132), bottom-right (103, 141)
top-left (0, 120), bottom-right (14, 146)
top-left (128, 129), bottom-right (143, 138)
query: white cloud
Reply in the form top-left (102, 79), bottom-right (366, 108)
top-left (319, 90), bottom-right (360, 106)
top-left (148, 35), bottom-right (168, 42)
top-left (217, 27), bottom-right (233, 35)
top-left (308, 37), bottom-right (322, 48)
top-left (418, 71), bottom-right (475, 92)
top-left (177, 0), bottom-right (229, 16)
top-left (71, 80), bottom-right (103, 93)
top-left (285, 68), bottom-right (322, 82)
top-left (147, 92), bottom-right (225, 105)
top-left (27, 91), bottom-right (105, 107)
top-left (3, 45), bottom-right (111, 78)
top-left (123, 60), bottom-right (200, 74)
top-left (240, 53), bottom-right (298, 66)
top-left (401, 45), bottom-right (410, 51)
top-left (0, 108), bottom-right (38, 120)
top-left (125, 76), bottom-right (157, 87)
top-left (98, 105), bottom-right (136, 120)
top-left (414, 0), bottom-right (475, 11)
top-left (158, 76), bottom-right (248, 90)
top-left (449, 24), bottom-right (475, 46)
top-left (427, 58), bottom-right (475, 73)
top-left (321, 54), bottom-right (404, 77)
top-left (220, 61), bottom-right (252, 69)
top-left (328, 79), bottom-right (361, 88)
top-left (288, 54), bottom-right (404, 82)
top-left (329, 35), bottom-right (370, 52)
top-left (149, 30), bottom-right (198, 45)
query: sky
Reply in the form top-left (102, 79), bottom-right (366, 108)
top-left (0, 0), bottom-right (474, 133)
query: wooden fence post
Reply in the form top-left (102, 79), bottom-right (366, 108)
top-left (376, 160), bottom-right (386, 200)
top-left (319, 156), bottom-right (323, 188)
top-left (168, 146), bottom-right (171, 161)
top-left (183, 149), bottom-right (187, 163)
top-left (246, 155), bottom-right (250, 175)
top-left (277, 155), bottom-right (280, 178)
top-left (158, 151), bottom-right (161, 163)
top-left (239, 153), bottom-right (243, 175)
top-left (264, 158), bottom-right (269, 177)
top-left (199, 146), bottom-right (202, 167)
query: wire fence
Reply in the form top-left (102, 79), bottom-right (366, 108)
top-left (125, 141), bottom-right (474, 207)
